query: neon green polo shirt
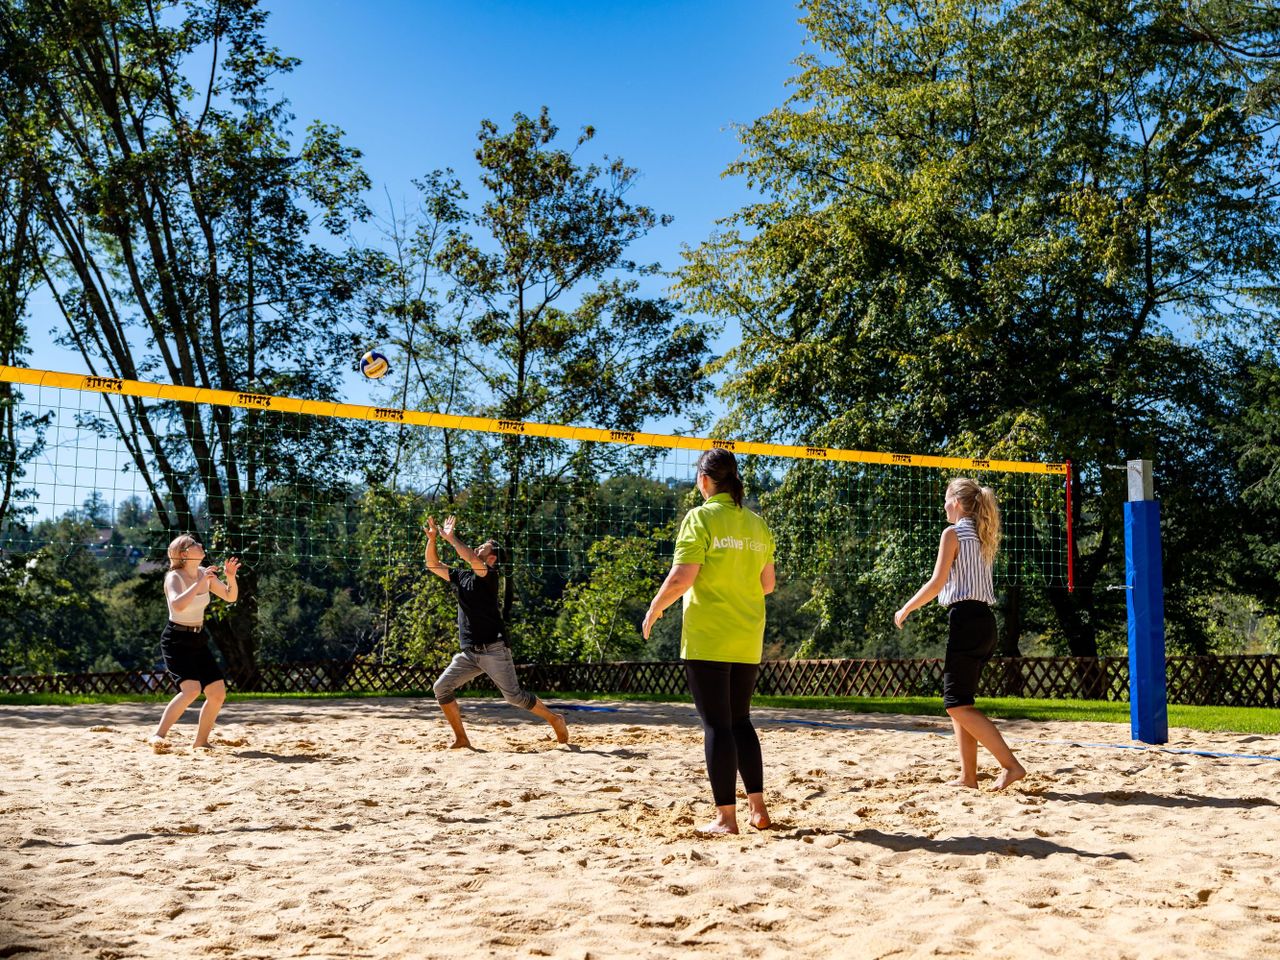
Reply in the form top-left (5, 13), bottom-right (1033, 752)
top-left (672, 493), bottom-right (775, 663)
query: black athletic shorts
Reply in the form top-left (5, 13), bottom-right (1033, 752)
top-left (160, 622), bottom-right (225, 690)
top-left (943, 600), bottom-right (997, 709)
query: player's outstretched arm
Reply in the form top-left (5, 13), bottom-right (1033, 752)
top-left (442, 515), bottom-right (488, 577)
top-left (208, 557), bottom-right (241, 603)
top-left (423, 516), bottom-right (451, 582)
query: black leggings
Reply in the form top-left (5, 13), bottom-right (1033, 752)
top-left (684, 660), bottom-right (763, 806)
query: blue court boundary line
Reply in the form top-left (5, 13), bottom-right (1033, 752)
top-left (765, 717), bottom-right (1280, 763)
top-left (556, 704), bottom-right (620, 713)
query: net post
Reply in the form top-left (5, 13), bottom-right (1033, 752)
top-left (1065, 459), bottom-right (1075, 594)
top-left (1125, 459), bottom-right (1167, 744)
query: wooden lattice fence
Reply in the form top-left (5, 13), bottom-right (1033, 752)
top-left (2, 655), bottom-right (1278, 707)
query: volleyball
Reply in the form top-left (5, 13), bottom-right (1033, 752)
top-left (359, 350), bottom-right (390, 379)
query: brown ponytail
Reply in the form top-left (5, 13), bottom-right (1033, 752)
top-left (696, 448), bottom-right (745, 507)
top-left (947, 478), bottom-right (1001, 563)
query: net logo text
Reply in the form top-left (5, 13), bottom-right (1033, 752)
top-left (236, 393), bottom-right (272, 409)
top-left (498, 419), bottom-right (526, 433)
top-left (373, 408), bottom-right (405, 422)
top-left (84, 376), bottom-right (124, 392)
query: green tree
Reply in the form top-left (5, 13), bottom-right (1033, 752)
top-left (363, 175), bottom-right (472, 493)
top-left (557, 527), bottom-right (673, 662)
top-left (1212, 349), bottom-right (1280, 644)
top-left (0, 0), bottom-right (377, 684)
top-left (0, 72), bottom-right (49, 531)
top-left (420, 108), bottom-right (712, 626)
top-left (0, 515), bottom-right (113, 675)
top-left (102, 569), bottom-right (169, 670)
top-left (680, 0), bottom-right (1280, 662)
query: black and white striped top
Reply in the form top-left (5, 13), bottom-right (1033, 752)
top-left (938, 517), bottom-right (996, 607)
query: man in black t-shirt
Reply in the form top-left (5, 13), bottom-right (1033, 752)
top-left (425, 515), bottom-right (569, 749)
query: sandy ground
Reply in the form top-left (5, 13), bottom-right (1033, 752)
top-left (1, 696), bottom-right (1278, 960)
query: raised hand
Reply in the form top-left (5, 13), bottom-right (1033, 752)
top-left (224, 557), bottom-right (241, 579)
top-left (424, 515), bottom-right (439, 538)
top-left (442, 515), bottom-right (457, 539)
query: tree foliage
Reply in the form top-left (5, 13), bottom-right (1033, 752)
top-left (680, 0), bottom-right (1280, 657)
top-left (392, 109), bottom-right (712, 625)
top-left (0, 0), bottom-right (378, 682)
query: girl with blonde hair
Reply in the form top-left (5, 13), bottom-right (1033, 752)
top-left (149, 534), bottom-right (240, 750)
top-left (894, 478), bottom-right (1025, 790)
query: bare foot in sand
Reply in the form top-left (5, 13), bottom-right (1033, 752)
top-left (697, 805), bottom-right (740, 835)
top-left (449, 738), bottom-right (472, 750)
top-left (147, 735), bottom-right (170, 753)
top-left (992, 761), bottom-right (1026, 791)
top-left (747, 793), bottom-right (770, 829)
top-left (696, 816), bottom-right (738, 836)
top-left (945, 777), bottom-right (979, 789)
top-left (548, 713), bottom-right (569, 744)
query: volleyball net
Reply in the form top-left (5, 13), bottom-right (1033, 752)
top-left (0, 365), bottom-right (1072, 661)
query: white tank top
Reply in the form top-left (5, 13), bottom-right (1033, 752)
top-left (938, 517), bottom-right (997, 607)
top-left (167, 569), bottom-right (212, 625)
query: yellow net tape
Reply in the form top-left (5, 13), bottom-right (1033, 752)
top-left (0, 365), bottom-right (1067, 475)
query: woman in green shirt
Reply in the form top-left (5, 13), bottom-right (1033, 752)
top-left (642, 449), bottom-right (776, 835)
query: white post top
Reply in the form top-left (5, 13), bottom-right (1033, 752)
top-left (1128, 460), bottom-right (1154, 502)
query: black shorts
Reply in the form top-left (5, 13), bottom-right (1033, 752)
top-left (943, 601), bottom-right (997, 709)
top-left (160, 623), bottom-right (225, 690)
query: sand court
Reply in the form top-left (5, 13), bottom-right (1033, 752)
top-left (2, 697), bottom-right (1278, 959)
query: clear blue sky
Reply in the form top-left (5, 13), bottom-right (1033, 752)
top-left (29, 0), bottom-right (810, 428)
top-left (263, 0), bottom-right (805, 273)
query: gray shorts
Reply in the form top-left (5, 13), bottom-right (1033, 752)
top-left (432, 644), bottom-right (536, 711)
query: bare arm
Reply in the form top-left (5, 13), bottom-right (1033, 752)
top-left (447, 536), bottom-right (488, 577)
top-left (442, 515), bottom-right (488, 577)
top-left (894, 528), bottom-right (958, 628)
top-left (423, 516), bottom-right (451, 582)
top-left (165, 569), bottom-right (215, 613)
top-left (207, 557), bottom-right (241, 603)
top-left (642, 563), bottom-right (701, 639)
top-left (761, 562), bottom-right (776, 596)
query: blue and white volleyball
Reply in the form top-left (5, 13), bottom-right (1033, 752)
top-left (359, 350), bottom-right (390, 380)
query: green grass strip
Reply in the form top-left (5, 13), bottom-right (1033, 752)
top-left (546, 691), bottom-right (1280, 735)
top-left (2, 688), bottom-right (1275, 735)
